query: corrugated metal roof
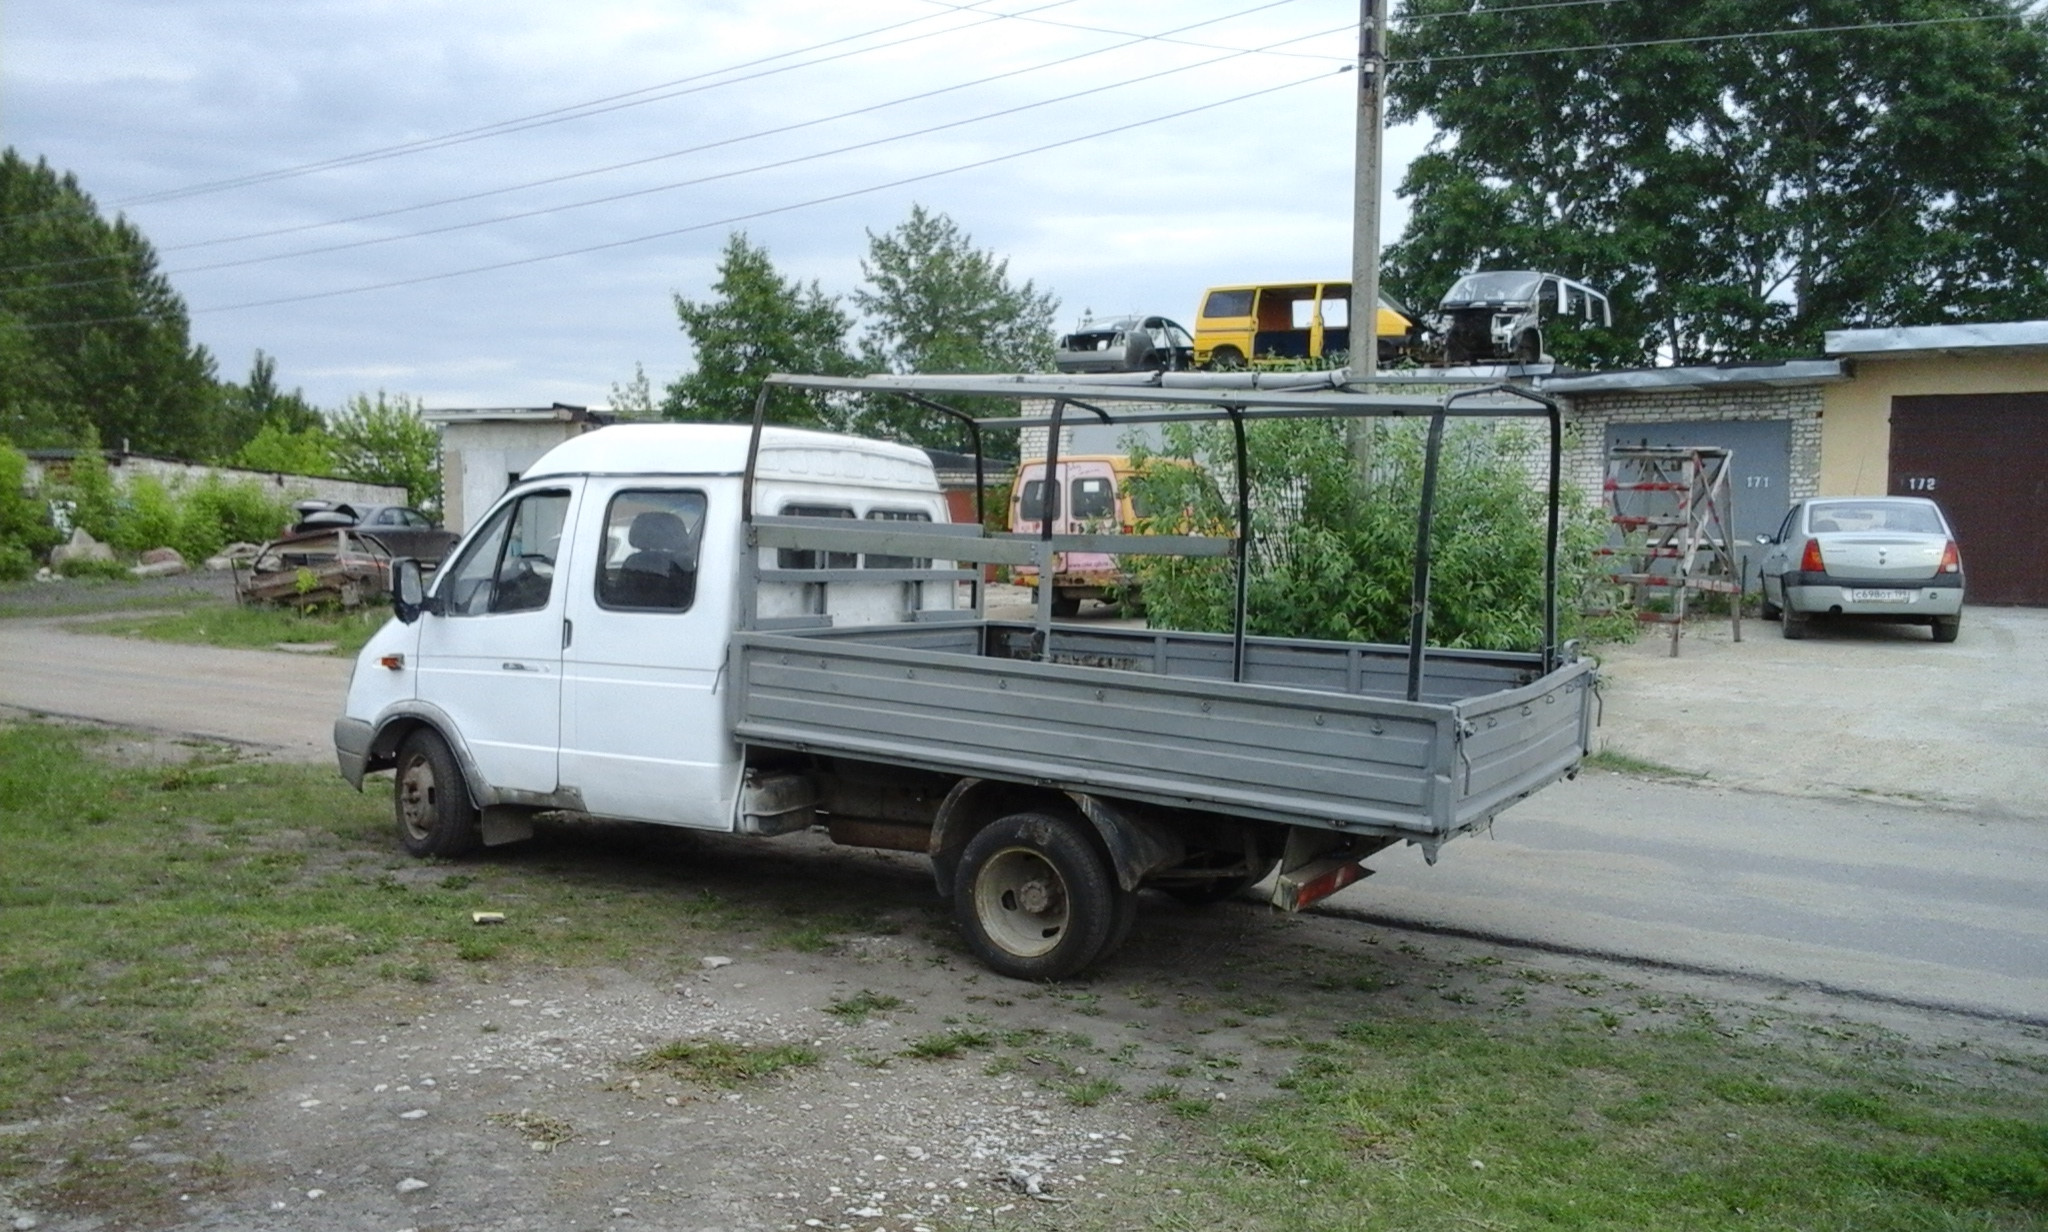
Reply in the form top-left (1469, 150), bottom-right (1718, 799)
top-left (1824, 321), bottom-right (2048, 357)
top-left (1537, 360), bottom-right (1844, 394)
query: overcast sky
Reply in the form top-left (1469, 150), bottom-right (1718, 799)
top-left (4, 0), bottom-right (1429, 411)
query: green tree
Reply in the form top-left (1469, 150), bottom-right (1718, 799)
top-left (855, 206), bottom-right (1058, 374)
top-left (852, 206), bottom-right (1057, 446)
top-left (329, 393), bottom-right (440, 515)
top-left (0, 149), bottom-right (229, 454)
top-left (609, 362), bottom-right (658, 417)
top-left (662, 232), bottom-right (856, 429)
top-left (231, 422), bottom-right (336, 477)
top-left (1385, 0), bottom-right (2048, 364)
top-left (217, 350), bottom-right (324, 456)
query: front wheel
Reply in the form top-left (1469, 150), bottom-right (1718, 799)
top-left (394, 729), bottom-right (481, 858)
top-left (954, 812), bottom-right (1123, 980)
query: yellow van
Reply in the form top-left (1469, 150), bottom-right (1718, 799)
top-left (1009, 454), bottom-right (1157, 616)
top-left (1192, 281), bottom-right (1411, 369)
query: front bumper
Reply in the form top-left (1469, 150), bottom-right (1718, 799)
top-left (334, 716), bottom-right (374, 789)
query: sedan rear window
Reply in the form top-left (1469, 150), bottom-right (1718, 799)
top-left (1808, 502), bottom-right (1945, 535)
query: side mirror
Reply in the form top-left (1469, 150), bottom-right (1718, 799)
top-left (392, 558), bottom-right (428, 624)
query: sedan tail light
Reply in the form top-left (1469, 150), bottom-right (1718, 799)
top-left (1800, 538), bottom-right (1826, 573)
top-left (1940, 540), bottom-right (1961, 573)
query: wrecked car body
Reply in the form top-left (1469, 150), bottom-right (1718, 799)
top-left (1053, 315), bottom-right (1195, 373)
top-left (234, 528), bottom-right (394, 609)
top-left (1432, 271), bottom-right (1611, 365)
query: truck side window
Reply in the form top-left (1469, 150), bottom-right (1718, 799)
top-left (778, 504), bottom-right (855, 569)
top-left (598, 489), bottom-right (706, 611)
top-left (864, 508), bottom-right (931, 569)
top-left (437, 490), bottom-right (570, 617)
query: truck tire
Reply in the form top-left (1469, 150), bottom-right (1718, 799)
top-left (954, 811), bottom-right (1123, 980)
top-left (1051, 593), bottom-right (1082, 619)
top-left (394, 729), bottom-right (481, 858)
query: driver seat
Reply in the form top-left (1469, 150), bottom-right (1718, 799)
top-left (614, 510), bottom-right (693, 608)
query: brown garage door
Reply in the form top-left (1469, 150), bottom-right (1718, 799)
top-left (1889, 393), bottom-right (2048, 605)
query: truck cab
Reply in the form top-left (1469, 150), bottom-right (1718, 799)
top-left (334, 423), bottom-right (954, 836)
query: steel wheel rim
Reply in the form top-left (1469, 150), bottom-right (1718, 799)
top-left (397, 754), bottom-right (436, 843)
top-left (973, 846), bottom-right (1070, 958)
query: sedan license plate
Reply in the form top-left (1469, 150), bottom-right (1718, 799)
top-left (1848, 588), bottom-right (1913, 603)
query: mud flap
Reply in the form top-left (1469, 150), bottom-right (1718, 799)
top-left (1268, 829), bottom-right (1396, 912)
top-left (480, 806), bottom-right (535, 847)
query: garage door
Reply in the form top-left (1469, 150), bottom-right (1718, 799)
top-left (1606, 419), bottom-right (1792, 580)
top-left (1889, 393), bottom-right (2048, 606)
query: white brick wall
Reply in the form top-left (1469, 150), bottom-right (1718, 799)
top-left (1556, 385), bottom-right (1824, 506)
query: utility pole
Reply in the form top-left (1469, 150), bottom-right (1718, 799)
top-left (1348, 0), bottom-right (1391, 469)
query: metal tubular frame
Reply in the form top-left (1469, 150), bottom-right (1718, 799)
top-left (746, 373), bottom-right (1567, 693)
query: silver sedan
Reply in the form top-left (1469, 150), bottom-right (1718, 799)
top-left (1756, 497), bottom-right (1965, 642)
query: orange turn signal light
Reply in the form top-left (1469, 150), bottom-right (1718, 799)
top-left (379, 654), bottom-right (406, 671)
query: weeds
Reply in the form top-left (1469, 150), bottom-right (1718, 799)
top-left (630, 1040), bottom-right (818, 1087)
top-left (824, 990), bottom-right (904, 1025)
top-left (900, 1029), bottom-right (993, 1060)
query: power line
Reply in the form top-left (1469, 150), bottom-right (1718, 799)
top-left (12, 15), bottom-right (1347, 292)
top-left (909, 0), bottom-right (1349, 59)
top-left (1, 0), bottom-right (1319, 272)
top-left (155, 0), bottom-right (1315, 256)
top-left (14, 67), bottom-right (1346, 330)
top-left (1408, 0), bottom-right (1635, 19)
top-left (1388, 12), bottom-right (2026, 67)
top-left (47, 0), bottom-right (1080, 215)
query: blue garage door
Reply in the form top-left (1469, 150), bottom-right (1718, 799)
top-left (1606, 419), bottom-right (1792, 581)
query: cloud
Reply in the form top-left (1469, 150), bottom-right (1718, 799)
top-left (5, 0), bottom-right (1419, 410)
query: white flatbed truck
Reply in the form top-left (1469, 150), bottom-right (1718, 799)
top-left (336, 372), bottom-right (1595, 979)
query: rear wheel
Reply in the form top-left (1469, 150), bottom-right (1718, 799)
top-left (955, 811), bottom-right (1123, 980)
top-left (1208, 345), bottom-right (1245, 372)
top-left (394, 729), bottom-right (481, 858)
top-left (1781, 606), bottom-right (1809, 640)
top-left (1051, 593), bottom-right (1082, 618)
top-left (1932, 613), bottom-right (1961, 643)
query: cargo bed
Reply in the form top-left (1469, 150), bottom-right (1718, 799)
top-left (732, 618), bottom-right (1595, 850)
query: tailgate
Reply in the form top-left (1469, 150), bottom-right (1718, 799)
top-left (1449, 656), bottom-right (1597, 828)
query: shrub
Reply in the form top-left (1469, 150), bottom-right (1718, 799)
top-left (101, 474), bottom-right (290, 563)
top-left (1126, 417), bottom-right (1634, 651)
top-left (55, 557), bottom-right (131, 580)
top-left (0, 440), bottom-right (62, 570)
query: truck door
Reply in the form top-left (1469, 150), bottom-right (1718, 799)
top-left (415, 485), bottom-right (579, 796)
top-left (557, 484), bottom-right (733, 828)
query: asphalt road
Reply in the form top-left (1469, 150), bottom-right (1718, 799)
top-left (2, 607), bottom-right (2043, 1024)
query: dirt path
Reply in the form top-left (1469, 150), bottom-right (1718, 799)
top-left (14, 825), bottom-right (2041, 1232)
top-left (0, 617), bottom-right (350, 762)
